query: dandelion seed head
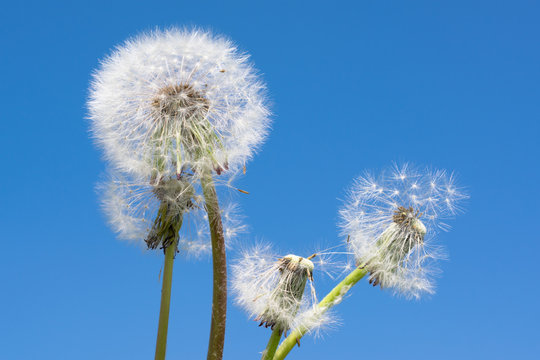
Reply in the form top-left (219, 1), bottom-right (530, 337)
top-left (339, 163), bottom-right (467, 299)
top-left (232, 245), bottom-right (328, 334)
top-left (89, 28), bottom-right (270, 179)
top-left (99, 172), bottom-right (245, 254)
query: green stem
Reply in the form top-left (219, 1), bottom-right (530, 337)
top-left (262, 327), bottom-right (282, 360)
top-left (154, 238), bottom-right (179, 360)
top-left (273, 267), bottom-right (368, 360)
top-left (201, 168), bottom-right (228, 360)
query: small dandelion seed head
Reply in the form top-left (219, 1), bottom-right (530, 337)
top-left (232, 245), bottom-right (323, 334)
top-left (339, 163), bottom-right (467, 299)
top-left (99, 171), bottom-right (245, 255)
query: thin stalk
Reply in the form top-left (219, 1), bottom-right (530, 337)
top-left (262, 327), bottom-right (282, 360)
top-left (273, 267), bottom-right (368, 360)
top-left (175, 131), bottom-right (182, 175)
top-left (201, 168), bottom-right (227, 360)
top-left (154, 237), bottom-right (179, 360)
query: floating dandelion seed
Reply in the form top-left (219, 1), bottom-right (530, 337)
top-left (339, 164), bottom-right (467, 299)
top-left (89, 28), bottom-right (270, 179)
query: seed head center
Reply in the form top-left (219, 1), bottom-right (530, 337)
top-left (152, 84), bottom-right (209, 118)
top-left (392, 205), bottom-right (427, 241)
top-left (392, 206), bottom-right (421, 226)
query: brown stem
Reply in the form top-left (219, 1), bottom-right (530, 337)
top-left (201, 168), bottom-right (227, 360)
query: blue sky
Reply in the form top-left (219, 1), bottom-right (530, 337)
top-left (1, 1), bottom-right (539, 359)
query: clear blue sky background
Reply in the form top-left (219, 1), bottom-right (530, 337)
top-left (1, 1), bottom-right (539, 359)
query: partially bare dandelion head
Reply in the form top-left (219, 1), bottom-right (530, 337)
top-left (232, 246), bottom-right (323, 334)
top-left (340, 163), bottom-right (467, 299)
top-left (145, 175), bottom-right (196, 250)
top-left (255, 254), bottom-right (314, 332)
top-left (99, 172), bottom-right (246, 254)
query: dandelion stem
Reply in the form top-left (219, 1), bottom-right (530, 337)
top-left (262, 327), bottom-right (282, 360)
top-left (201, 168), bottom-right (227, 360)
top-left (154, 237), bottom-right (179, 360)
top-left (273, 266), bottom-right (368, 360)
top-left (175, 131), bottom-right (182, 175)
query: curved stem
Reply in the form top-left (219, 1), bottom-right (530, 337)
top-left (201, 169), bottom-right (228, 360)
top-left (273, 267), bottom-right (368, 360)
top-left (262, 327), bottom-right (282, 360)
top-left (154, 238), bottom-right (179, 360)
